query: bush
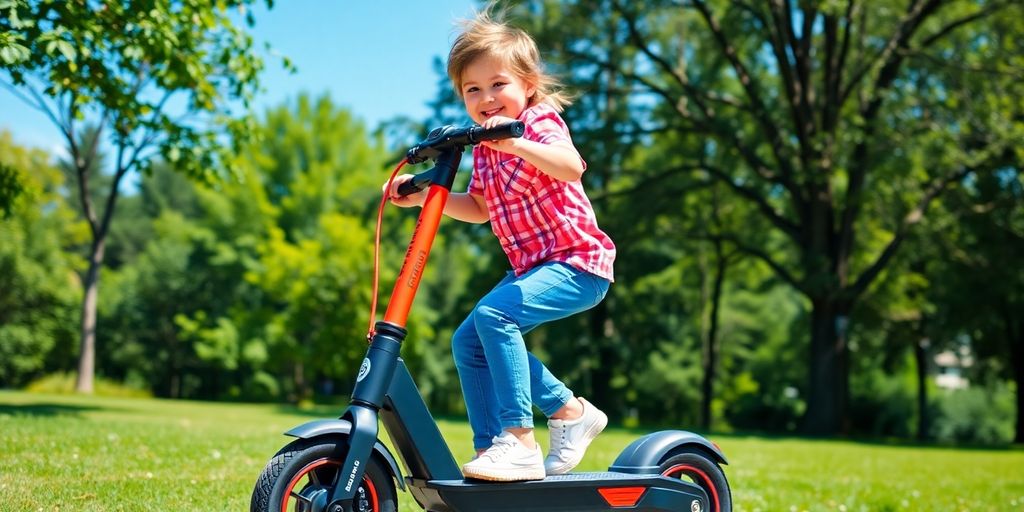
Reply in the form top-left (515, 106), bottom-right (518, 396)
top-left (848, 370), bottom-right (917, 438)
top-left (25, 372), bottom-right (152, 398)
top-left (930, 381), bottom-right (1015, 445)
top-left (723, 372), bottom-right (804, 432)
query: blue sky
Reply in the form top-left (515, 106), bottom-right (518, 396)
top-left (0, 0), bottom-right (477, 155)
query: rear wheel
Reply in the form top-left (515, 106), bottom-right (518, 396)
top-left (251, 436), bottom-right (397, 512)
top-left (659, 448), bottom-right (731, 512)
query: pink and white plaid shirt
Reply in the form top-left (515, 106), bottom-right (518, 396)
top-left (468, 103), bottom-right (616, 281)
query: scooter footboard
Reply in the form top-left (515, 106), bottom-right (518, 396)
top-left (284, 418), bottom-right (406, 490)
top-left (425, 473), bottom-right (709, 512)
top-left (609, 430), bottom-right (727, 474)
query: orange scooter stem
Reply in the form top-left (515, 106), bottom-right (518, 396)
top-left (383, 184), bottom-right (449, 328)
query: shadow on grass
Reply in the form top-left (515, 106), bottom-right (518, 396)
top-left (0, 402), bottom-right (107, 418)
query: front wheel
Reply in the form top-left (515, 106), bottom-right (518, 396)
top-left (250, 436), bottom-right (397, 512)
top-left (659, 448), bottom-right (732, 512)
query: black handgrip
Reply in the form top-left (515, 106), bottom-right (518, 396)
top-left (406, 121), bottom-right (526, 164)
top-left (471, 121), bottom-right (526, 143)
top-left (395, 173), bottom-right (432, 197)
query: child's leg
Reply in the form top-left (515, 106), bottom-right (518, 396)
top-left (451, 314), bottom-right (502, 452)
top-left (472, 262), bottom-right (609, 437)
top-left (526, 353), bottom-right (578, 417)
top-left (452, 311), bottom-right (574, 453)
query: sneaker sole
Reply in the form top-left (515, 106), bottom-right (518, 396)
top-left (545, 409), bottom-right (608, 475)
top-left (462, 465), bottom-right (546, 482)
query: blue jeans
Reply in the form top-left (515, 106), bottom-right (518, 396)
top-left (452, 261), bottom-right (610, 450)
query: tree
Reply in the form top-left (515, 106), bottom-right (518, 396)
top-left (927, 167), bottom-right (1024, 443)
top-left (0, 0), bottom-right (276, 392)
top-left (0, 131), bottom-right (84, 386)
top-left (0, 161), bottom-right (25, 218)
top-left (507, 0), bottom-right (1024, 434)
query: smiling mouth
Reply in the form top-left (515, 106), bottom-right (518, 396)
top-left (482, 107), bottom-right (503, 118)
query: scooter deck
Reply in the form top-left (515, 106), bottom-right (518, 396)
top-left (430, 471), bottom-right (655, 488)
top-left (409, 472), bottom-right (708, 512)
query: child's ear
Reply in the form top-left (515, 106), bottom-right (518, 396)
top-left (525, 83), bottom-right (538, 102)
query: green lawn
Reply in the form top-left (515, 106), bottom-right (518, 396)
top-left (2, 390), bottom-right (1022, 511)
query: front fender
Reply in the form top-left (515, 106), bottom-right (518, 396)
top-left (609, 430), bottom-right (728, 475)
top-left (285, 419), bottom-right (406, 491)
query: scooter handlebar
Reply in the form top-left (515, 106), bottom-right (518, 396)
top-left (395, 173), bottom-right (433, 197)
top-left (405, 121), bottom-right (525, 165)
top-left (471, 121), bottom-right (526, 144)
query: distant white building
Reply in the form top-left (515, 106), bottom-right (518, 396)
top-left (933, 348), bottom-right (973, 390)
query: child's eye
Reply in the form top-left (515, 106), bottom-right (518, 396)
top-left (465, 86), bottom-right (479, 94)
top-left (493, 82), bottom-right (507, 88)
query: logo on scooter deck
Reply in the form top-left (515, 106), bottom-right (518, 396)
top-left (357, 358), bottom-right (371, 382)
top-left (691, 499), bottom-right (701, 512)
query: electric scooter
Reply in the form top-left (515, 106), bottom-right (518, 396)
top-left (250, 122), bottom-right (732, 512)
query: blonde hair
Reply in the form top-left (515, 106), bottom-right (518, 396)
top-left (447, 7), bottom-right (572, 112)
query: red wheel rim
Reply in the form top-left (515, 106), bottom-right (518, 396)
top-left (281, 457), bottom-right (379, 512)
top-left (662, 463), bottom-right (720, 512)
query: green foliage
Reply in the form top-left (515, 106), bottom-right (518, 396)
top-left (0, 0), bottom-right (275, 179)
top-left (23, 372), bottom-right (151, 398)
top-left (0, 161), bottom-right (25, 218)
top-left (720, 286), bottom-right (808, 432)
top-left (931, 383), bottom-right (1017, 445)
top-left (92, 94), bottom-right (436, 402)
top-left (0, 0), bottom-right (283, 393)
top-left (848, 362), bottom-right (919, 439)
top-left (0, 132), bottom-right (84, 387)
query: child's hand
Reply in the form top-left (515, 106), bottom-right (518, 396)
top-left (384, 174), bottom-right (427, 208)
top-left (479, 115), bottom-right (522, 154)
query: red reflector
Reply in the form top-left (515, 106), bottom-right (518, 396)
top-left (598, 486), bottom-right (647, 507)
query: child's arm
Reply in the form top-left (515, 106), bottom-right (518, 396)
top-left (386, 175), bottom-right (489, 224)
top-left (441, 192), bottom-right (489, 223)
top-left (484, 138), bottom-right (584, 182)
top-left (479, 116), bottom-right (584, 182)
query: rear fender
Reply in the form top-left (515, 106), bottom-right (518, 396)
top-left (609, 430), bottom-right (728, 475)
top-left (285, 419), bottom-right (406, 491)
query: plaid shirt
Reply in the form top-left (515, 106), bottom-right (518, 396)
top-left (468, 103), bottom-right (616, 281)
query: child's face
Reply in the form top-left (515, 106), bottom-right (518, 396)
top-left (460, 56), bottom-right (536, 125)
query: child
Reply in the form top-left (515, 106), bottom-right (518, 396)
top-left (386, 10), bottom-right (615, 482)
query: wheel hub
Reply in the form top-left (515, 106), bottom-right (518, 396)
top-left (295, 486), bottom-right (329, 512)
top-left (294, 485), bottom-right (372, 512)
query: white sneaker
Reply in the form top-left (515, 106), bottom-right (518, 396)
top-left (462, 431), bottom-right (545, 481)
top-left (544, 397), bottom-right (608, 475)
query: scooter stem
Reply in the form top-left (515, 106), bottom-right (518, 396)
top-left (383, 184), bottom-right (449, 327)
top-left (382, 148), bottom-right (461, 328)
top-left (329, 148), bottom-right (462, 511)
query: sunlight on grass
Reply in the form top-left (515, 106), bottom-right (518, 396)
top-left (2, 390), bottom-right (1022, 511)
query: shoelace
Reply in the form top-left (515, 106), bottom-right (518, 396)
top-left (551, 425), bottom-right (570, 455)
top-left (482, 436), bottom-right (516, 461)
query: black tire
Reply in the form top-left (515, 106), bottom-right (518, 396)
top-left (659, 448), bottom-right (732, 512)
top-left (250, 436), bottom-right (397, 512)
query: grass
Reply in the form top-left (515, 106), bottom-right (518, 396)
top-left (2, 390), bottom-right (1023, 511)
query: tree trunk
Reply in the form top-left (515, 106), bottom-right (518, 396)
top-left (701, 241), bottom-right (726, 431)
top-left (914, 337), bottom-right (930, 442)
top-left (293, 360), bottom-right (307, 403)
top-left (801, 298), bottom-right (848, 435)
top-left (74, 239), bottom-right (105, 394)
